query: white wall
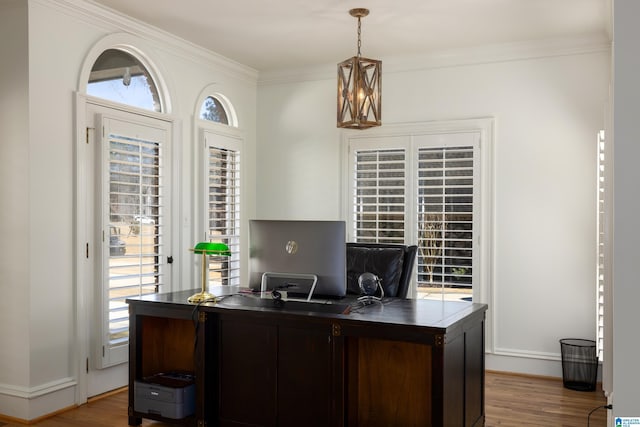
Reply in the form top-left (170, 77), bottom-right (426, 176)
top-left (0, 0), bottom-right (31, 404)
top-left (256, 79), bottom-right (344, 219)
top-left (257, 46), bottom-right (610, 377)
top-left (0, 0), bottom-right (257, 420)
top-left (612, 0), bottom-right (640, 417)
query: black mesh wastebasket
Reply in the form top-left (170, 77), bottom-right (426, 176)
top-left (559, 338), bottom-right (598, 391)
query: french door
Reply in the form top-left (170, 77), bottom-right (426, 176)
top-left (78, 99), bottom-right (173, 397)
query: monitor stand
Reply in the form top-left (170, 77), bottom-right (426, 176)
top-left (260, 272), bottom-right (318, 302)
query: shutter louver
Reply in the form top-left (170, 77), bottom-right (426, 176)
top-left (596, 130), bottom-right (606, 362)
top-left (353, 149), bottom-right (406, 243)
top-left (417, 146), bottom-right (474, 290)
top-left (107, 132), bottom-right (163, 347)
top-left (207, 145), bottom-right (241, 286)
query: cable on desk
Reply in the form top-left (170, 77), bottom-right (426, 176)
top-left (190, 297), bottom-right (220, 356)
top-left (348, 297), bottom-right (394, 313)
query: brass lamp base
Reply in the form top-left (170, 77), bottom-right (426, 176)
top-left (187, 291), bottom-right (217, 304)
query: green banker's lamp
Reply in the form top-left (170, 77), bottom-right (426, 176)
top-left (188, 241), bottom-right (231, 303)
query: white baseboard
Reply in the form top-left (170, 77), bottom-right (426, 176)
top-left (487, 350), bottom-right (603, 383)
top-left (486, 352), bottom-right (563, 378)
top-left (0, 378), bottom-right (76, 421)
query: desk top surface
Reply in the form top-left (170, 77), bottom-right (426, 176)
top-left (128, 289), bottom-right (487, 331)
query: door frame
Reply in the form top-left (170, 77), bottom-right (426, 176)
top-left (74, 93), bottom-right (181, 403)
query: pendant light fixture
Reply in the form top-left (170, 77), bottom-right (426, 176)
top-left (337, 8), bottom-right (381, 129)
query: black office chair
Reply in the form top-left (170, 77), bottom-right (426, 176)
top-left (346, 242), bottom-right (418, 299)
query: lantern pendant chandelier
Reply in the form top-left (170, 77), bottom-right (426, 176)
top-left (337, 8), bottom-right (381, 129)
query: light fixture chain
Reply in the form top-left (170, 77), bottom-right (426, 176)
top-left (357, 16), bottom-right (362, 57)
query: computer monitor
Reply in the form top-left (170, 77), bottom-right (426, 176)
top-left (248, 220), bottom-right (346, 299)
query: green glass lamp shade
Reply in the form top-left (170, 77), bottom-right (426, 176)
top-left (192, 241), bottom-right (231, 256)
top-left (188, 241), bottom-right (231, 304)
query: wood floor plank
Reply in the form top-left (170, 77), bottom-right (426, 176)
top-left (485, 371), bottom-right (608, 427)
top-left (0, 371), bottom-right (609, 426)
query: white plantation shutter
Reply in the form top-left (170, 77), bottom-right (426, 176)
top-left (352, 148), bottom-right (406, 243)
top-left (417, 146), bottom-right (475, 289)
top-left (596, 130), bottom-right (607, 362)
top-left (99, 115), bottom-right (171, 368)
top-left (347, 126), bottom-right (483, 300)
top-left (204, 131), bottom-right (241, 286)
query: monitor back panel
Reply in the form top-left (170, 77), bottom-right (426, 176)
top-left (248, 220), bottom-right (346, 298)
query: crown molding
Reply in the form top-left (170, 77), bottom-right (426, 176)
top-left (258, 33), bottom-right (611, 86)
top-left (34, 0), bottom-right (258, 84)
top-left (31, 0), bottom-right (609, 89)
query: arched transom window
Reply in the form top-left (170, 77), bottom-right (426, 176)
top-left (200, 96), bottom-right (230, 125)
top-left (87, 49), bottom-right (161, 112)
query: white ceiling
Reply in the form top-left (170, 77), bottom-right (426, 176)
top-left (91, 0), bottom-right (611, 72)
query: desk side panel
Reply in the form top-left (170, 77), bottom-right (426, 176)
top-left (347, 337), bottom-right (432, 426)
top-left (464, 317), bottom-right (485, 427)
top-left (442, 333), bottom-right (464, 426)
top-left (442, 310), bottom-right (486, 427)
top-left (278, 323), bottom-right (334, 427)
top-left (218, 316), bottom-right (278, 426)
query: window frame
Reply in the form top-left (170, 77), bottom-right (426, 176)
top-left (197, 92), bottom-right (238, 128)
top-left (194, 89), bottom-right (243, 290)
top-left (199, 95), bottom-right (231, 125)
top-left (77, 36), bottom-right (172, 114)
top-left (75, 94), bottom-right (178, 394)
top-left (75, 34), bottom-right (178, 402)
top-left (341, 119), bottom-right (494, 308)
top-left (87, 48), bottom-right (162, 113)
top-left (200, 126), bottom-right (243, 288)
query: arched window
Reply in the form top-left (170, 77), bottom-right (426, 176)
top-left (80, 43), bottom-right (171, 374)
top-left (195, 89), bottom-right (241, 287)
top-left (200, 95), bottom-right (230, 125)
top-left (87, 49), bottom-right (161, 112)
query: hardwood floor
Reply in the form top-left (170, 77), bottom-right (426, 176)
top-left (485, 371), bottom-right (608, 427)
top-left (0, 371), bottom-right (608, 426)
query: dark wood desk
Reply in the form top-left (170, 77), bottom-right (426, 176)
top-left (127, 290), bottom-right (487, 427)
